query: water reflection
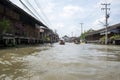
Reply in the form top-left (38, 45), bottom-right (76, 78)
top-left (88, 44), bottom-right (120, 61)
top-left (0, 43), bottom-right (120, 80)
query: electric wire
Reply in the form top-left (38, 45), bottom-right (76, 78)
top-left (26, 0), bottom-right (49, 27)
top-left (34, 0), bottom-right (53, 27)
top-left (19, 0), bottom-right (40, 21)
top-left (19, 0), bottom-right (49, 27)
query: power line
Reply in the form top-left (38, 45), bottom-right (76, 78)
top-left (26, 0), bottom-right (49, 27)
top-left (19, 0), bottom-right (49, 27)
top-left (101, 3), bottom-right (110, 45)
top-left (19, 0), bottom-right (40, 20)
top-left (34, 0), bottom-right (52, 27)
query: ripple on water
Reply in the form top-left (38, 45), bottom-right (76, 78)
top-left (0, 43), bottom-right (120, 80)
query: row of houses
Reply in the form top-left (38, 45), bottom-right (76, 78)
top-left (85, 23), bottom-right (120, 45)
top-left (0, 0), bottom-right (59, 46)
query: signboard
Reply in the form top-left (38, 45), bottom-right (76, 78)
top-left (40, 29), bottom-right (44, 32)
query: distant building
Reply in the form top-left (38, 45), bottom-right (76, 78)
top-left (62, 35), bottom-right (70, 42)
top-left (85, 23), bottom-right (120, 44)
top-left (69, 37), bottom-right (80, 43)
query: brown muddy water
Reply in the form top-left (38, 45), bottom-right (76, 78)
top-left (0, 43), bottom-right (120, 80)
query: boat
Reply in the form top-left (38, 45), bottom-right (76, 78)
top-left (59, 40), bottom-right (65, 45)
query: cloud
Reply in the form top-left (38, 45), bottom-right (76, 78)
top-left (91, 17), bottom-right (106, 30)
top-left (43, 3), bottom-right (56, 13)
top-left (54, 23), bottom-right (64, 29)
top-left (9, 0), bottom-right (120, 37)
top-left (60, 5), bottom-right (84, 19)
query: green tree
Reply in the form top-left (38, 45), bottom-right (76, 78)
top-left (80, 32), bottom-right (87, 40)
top-left (80, 28), bottom-right (94, 40)
top-left (0, 19), bottom-right (10, 33)
top-left (110, 34), bottom-right (120, 41)
top-left (99, 36), bottom-right (105, 44)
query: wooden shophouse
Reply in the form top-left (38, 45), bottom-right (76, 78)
top-left (0, 0), bottom-right (54, 46)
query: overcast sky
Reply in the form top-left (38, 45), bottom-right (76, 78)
top-left (10, 0), bottom-right (120, 37)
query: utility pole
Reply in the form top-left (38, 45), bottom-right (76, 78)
top-left (80, 23), bottom-right (83, 39)
top-left (71, 32), bottom-right (73, 37)
top-left (101, 3), bottom-right (110, 45)
top-left (80, 23), bottom-right (83, 35)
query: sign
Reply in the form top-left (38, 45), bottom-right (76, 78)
top-left (40, 29), bottom-right (44, 32)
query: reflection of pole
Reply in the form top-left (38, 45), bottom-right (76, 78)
top-left (101, 3), bottom-right (110, 45)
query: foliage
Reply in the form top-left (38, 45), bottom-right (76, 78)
top-left (0, 19), bottom-right (10, 33)
top-left (99, 34), bottom-right (120, 44)
top-left (44, 36), bottom-right (50, 41)
top-left (80, 32), bottom-right (88, 39)
top-left (110, 34), bottom-right (120, 40)
top-left (80, 28), bottom-right (95, 40)
top-left (46, 37), bottom-right (50, 41)
top-left (100, 36), bottom-right (105, 41)
top-left (87, 28), bottom-right (95, 33)
top-left (99, 36), bottom-right (105, 43)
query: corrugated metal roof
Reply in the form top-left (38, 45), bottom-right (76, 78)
top-left (86, 23), bottom-right (120, 36)
top-left (0, 0), bottom-right (48, 28)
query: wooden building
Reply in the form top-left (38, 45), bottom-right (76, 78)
top-left (85, 23), bottom-right (120, 44)
top-left (0, 0), bottom-right (58, 46)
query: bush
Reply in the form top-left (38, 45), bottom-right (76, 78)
top-left (99, 35), bottom-right (120, 44)
top-left (0, 19), bottom-right (10, 33)
top-left (110, 34), bottom-right (120, 41)
top-left (99, 36), bottom-right (105, 44)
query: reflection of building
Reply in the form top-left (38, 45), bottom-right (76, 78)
top-left (85, 23), bottom-right (120, 44)
top-left (0, 0), bottom-right (59, 46)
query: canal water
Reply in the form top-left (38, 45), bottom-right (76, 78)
top-left (0, 43), bottom-right (120, 80)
